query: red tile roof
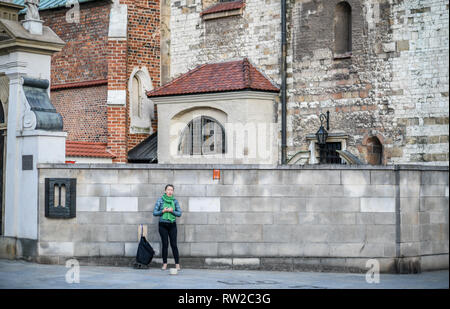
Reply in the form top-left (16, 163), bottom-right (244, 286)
top-left (66, 141), bottom-right (116, 158)
top-left (200, 0), bottom-right (245, 16)
top-left (147, 58), bottom-right (279, 98)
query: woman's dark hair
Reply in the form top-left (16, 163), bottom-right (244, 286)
top-left (165, 184), bottom-right (174, 191)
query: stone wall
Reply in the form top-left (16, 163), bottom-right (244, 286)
top-left (170, 0), bottom-right (281, 81)
top-left (164, 0), bottom-right (449, 166)
top-left (388, 0), bottom-right (449, 164)
top-left (31, 164), bottom-right (449, 273)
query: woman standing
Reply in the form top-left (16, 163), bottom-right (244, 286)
top-left (153, 184), bottom-right (182, 271)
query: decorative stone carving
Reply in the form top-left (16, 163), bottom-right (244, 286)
top-left (22, 0), bottom-right (44, 35)
top-left (24, 0), bottom-right (40, 21)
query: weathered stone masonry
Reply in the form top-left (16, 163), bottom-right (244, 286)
top-left (164, 0), bottom-right (449, 166)
top-left (31, 164), bottom-right (449, 273)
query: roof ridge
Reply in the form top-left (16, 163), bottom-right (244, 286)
top-left (242, 58), bottom-right (252, 88)
top-left (147, 63), bottom-right (208, 95)
top-left (249, 63), bottom-right (281, 91)
top-left (147, 58), bottom-right (279, 98)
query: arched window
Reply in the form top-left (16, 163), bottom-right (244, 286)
top-left (334, 2), bottom-right (352, 55)
top-left (131, 75), bottom-right (142, 118)
top-left (179, 116), bottom-right (226, 155)
top-left (128, 67), bottom-right (154, 134)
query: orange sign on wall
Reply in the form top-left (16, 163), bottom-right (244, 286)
top-left (213, 169), bottom-right (220, 180)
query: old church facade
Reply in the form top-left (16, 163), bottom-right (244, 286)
top-left (1, 0), bottom-right (448, 273)
top-left (159, 0), bottom-right (449, 166)
top-left (12, 0), bottom-right (161, 163)
top-left (8, 0), bottom-right (449, 166)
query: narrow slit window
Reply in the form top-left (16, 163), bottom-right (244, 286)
top-left (132, 76), bottom-right (142, 118)
top-left (60, 184), bottom-right (66, 207)
top-left (54, 184), bottom-right (59, 207)
top-left (334, 2), bottom-right (352, 55)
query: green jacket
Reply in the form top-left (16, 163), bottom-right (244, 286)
top-left (153, 196), bottom-right (182, 223)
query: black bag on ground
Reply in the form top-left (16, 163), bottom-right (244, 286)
top-left (134, 235), bottom-right (155, 269)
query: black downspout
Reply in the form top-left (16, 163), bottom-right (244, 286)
top-left (281, 0), bottom-right (287, 164)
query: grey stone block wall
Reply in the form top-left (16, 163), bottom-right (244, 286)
top-left (34, 165), bottom-right (449, 273)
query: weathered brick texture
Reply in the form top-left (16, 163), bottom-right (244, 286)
top-left (40, 1), bottom-right (111, 144)
top-left (107, 1), bottom-right (161, 162)
top-left (52, 85), bottom-right (108, 143)
top-left (41, 0), bottom-right (110, 85)
top-left (40, 1), bottom-right (161, 162)
top-left (123, 0), bottom-right (161, 154)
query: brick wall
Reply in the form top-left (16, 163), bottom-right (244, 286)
top-left (51, 85), bottom-right (108, 143)
top-left (41, 0), bottom-right (111, 85)
top-left (40, 1), bottom-right (111, 143)
top-left (125, 0), bottom-right (161, 152)
top-left (107, 106), bottom-right (127, 162)
top-left (106, 1), bottom-right (161, 162)
top-left (40, 1), bottom-right (161, 161)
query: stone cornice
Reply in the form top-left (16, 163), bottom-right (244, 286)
top-left (37, 163), bottom-right (449, 171)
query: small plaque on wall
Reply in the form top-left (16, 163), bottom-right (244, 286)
top-left (45, 178), bottom-right (77, 219)
top-left (22, 155), bottom-right (33, 170)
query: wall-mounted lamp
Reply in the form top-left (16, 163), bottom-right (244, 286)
top-left (316, 111), bottom-right (330, 163)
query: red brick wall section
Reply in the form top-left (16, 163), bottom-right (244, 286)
top-left (124, 0), bottom-right (161, 153)
top-left (51, 85), bottom-right (108, 143)
top-left (42, 1), bottom-right (161, 163)
top-left (106, 1), bottom-right (161, 161)
top-left (107, 106), bottom-right (128, 162)
top-left (107, 40), bottom-right (128, 91)
top-left (107, 37), bottom-right (128, 163)
top-left (40, 0), bottom-right (111, 85)
top-left (40, 1), bottom-right (111, 145)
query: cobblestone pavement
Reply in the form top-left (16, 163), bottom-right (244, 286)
top-left (0, 259), bottom-right (448, 289)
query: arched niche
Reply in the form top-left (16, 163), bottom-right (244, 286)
top-left (128, 66), bottom-right (154, 134)
top-left (334, 1), bottom-right (352, 55)
top-left (365, 136), bottom-right (383, 165)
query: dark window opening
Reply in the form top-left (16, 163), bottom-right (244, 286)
top-left (320, 142), bottom-right (345, 164)
top-left (334, 2), bottom-right (352, 55)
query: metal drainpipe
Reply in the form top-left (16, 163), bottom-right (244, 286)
top-left (281, 0), bottom-right (287, 164)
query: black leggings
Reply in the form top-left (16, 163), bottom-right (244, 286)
top-left (158, 222), bottom-right (180, 264)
